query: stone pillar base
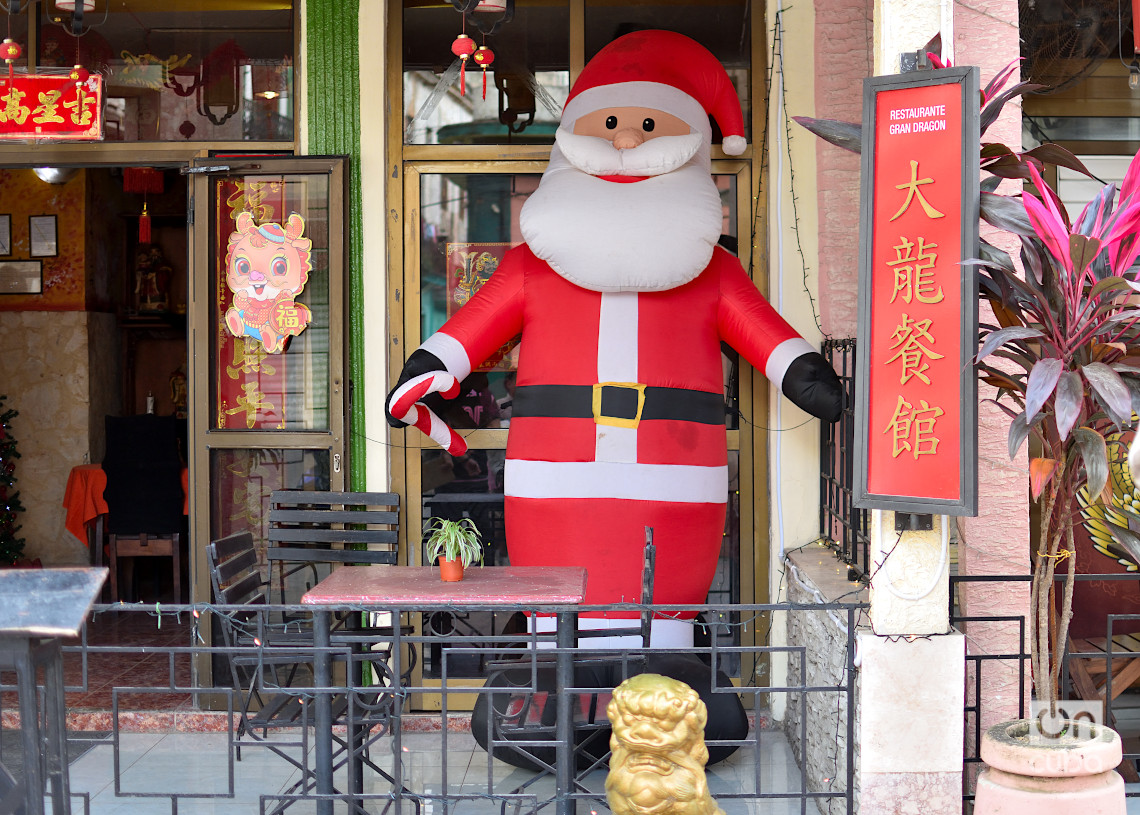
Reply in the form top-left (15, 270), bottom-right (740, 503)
top-left (858, 629), bottom-right (964, 814)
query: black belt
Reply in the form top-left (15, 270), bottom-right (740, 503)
top-left (512, 384), bottom-right (725, 427)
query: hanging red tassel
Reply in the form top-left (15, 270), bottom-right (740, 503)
top-left (139, 201), bottom-right (151, 244)
top-left (452, 34), bottom-right (475, 97)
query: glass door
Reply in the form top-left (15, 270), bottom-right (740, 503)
top-left (188, 156), bottom-right (348, 611)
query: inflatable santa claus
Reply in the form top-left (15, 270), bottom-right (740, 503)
top-left (389, 30), bottom-right (843, 647)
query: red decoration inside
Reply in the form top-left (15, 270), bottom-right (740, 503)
top-left (474, 45), bottom-right (494, 100)
top-left (451, 33), bottom-right (476, 96)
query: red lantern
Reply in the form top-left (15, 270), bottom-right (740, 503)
top-left (473, 45), bottom-right (494, 100)
top-left (0, 40), bottom-right (22, 64)
top-left (451, 33), bottom-right (476, 96)
top-left (69, 65), bottom-right (90, 83)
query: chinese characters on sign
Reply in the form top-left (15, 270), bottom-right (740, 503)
top-left (0, 73), bottom-right (103, 140)
top-left (855, 70), bottom-right (978, 514)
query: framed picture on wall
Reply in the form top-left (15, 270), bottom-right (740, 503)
top-left (0, 216), bottom-right (10, 256)
top-left (29, 215), bottom-right (56, 257)
top-left (0, 260), bottom-right (42, 294)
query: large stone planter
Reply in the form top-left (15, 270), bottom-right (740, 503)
top-left (974, 719), bottom-right (1125, 814)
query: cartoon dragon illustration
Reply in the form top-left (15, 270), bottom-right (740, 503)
top-left (224, 211), bottom-right (313, 353)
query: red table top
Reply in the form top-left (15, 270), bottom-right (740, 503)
top-left (301, 565), bottom-right (588, 607)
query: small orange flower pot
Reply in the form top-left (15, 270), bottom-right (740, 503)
top-left (438, 556), bottom-right (465, 582)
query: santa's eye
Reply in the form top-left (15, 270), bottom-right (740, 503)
top-left (605, 115), bottom-right (618, 129)
top-left (642, 118), bottom-right (655, 132)
top-left (271, 257), bottom-right (288, 276)
top-left (236, 258), bottom-right (250, 276)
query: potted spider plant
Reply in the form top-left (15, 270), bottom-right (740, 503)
top-left (423, 517), bottom-right (484, 581)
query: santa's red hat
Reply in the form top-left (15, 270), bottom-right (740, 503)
top-left (561, 30), bottom-right (747, 156)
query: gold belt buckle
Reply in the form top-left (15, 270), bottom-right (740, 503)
top-left (592, 382), bottom-right (647, 429)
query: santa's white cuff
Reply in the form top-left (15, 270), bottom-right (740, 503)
top-left (765, 338), bottom-right (815, 391)
top-left (420, 332), bottom-right (472, 381)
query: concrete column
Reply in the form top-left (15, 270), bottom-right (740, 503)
top-left (860, 3), bottom-right (966, 808)
top-left (868, 511), bottom-right (950, 636)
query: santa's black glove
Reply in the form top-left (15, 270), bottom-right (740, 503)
top-left (780, 352), bottom-right (844, 423)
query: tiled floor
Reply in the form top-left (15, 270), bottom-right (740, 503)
top-left (62, 729), bottom-right (816, 815)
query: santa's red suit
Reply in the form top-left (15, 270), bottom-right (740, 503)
top-left (389, 30), bottom-right (842, 648)
top-left (394, 242), bottom-right (827, 645)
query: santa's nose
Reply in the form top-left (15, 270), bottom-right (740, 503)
top-left (612, 128), bottom-right (645, 150)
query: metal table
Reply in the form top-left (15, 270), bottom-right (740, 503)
top-left (0, 567), bottom-right (106, 815)
top-left (301, 565), bottom-right (586, 815)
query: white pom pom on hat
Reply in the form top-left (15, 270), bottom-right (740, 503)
top-left (562, 30), bottom-right (747, 155)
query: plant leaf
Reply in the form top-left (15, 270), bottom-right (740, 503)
top-left (1022, 144), bottom-right (1093, 178)
top-left (1083, 362), bottom-right (1133, 427)
top-left (1029, 457), bottom-right (1059, 500)
top-left (1055, 371), bottom-right (1084, 440)
top-left (981, 82), bottom-right (1045, 133)
top-left (1008, 412), bottom-right (1032, 459)
top-left (983, 57), bottom-right (1022, 102)
top-left (1088, 276), bottom-right (1132, 300)
top-left (981, 175), bottom-right (1004, 194)
top-left (792, 116), bottom-right (862, 154)
top-left (983, 397), bottom-right (1024, 421)
top-left (1105, 520), bottom-right (1140, 566)
top-left (977, 326), bottom-right (1044, 362)
top-left (979, 239), bottom-right (1016, 272)
top-left (980, 192), bottom-right (1034, 235)
top-left (1070, 234), bottom-right (1103, 275)
top-left (1073, 426), bottom-right (1110, 499)
top-left (1025, 358), bottom-right (1063, 424)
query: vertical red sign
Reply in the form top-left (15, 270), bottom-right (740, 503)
top-left (856, 70), bottom-right (978, 515)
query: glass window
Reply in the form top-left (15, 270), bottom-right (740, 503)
top-left (38, 1), bottom-right (293, 142)
top-left (209, 447), bottom-right (330, 543)
top-left (210, 172), bottom-right (331, 431)
top-left (419, 171), bottom-right (536, 429)
top-left (584, 1), bottom-right (751, 142)
top-left (402, 1), bottom-right (569, 145)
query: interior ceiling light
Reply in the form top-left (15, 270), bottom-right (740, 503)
top-left (33, 167), bottom-right (78, 184)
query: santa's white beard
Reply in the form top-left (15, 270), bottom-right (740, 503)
top-left (519, 141), bottom-right (724, 293)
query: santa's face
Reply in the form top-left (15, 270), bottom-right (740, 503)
top-left (555, 106), bottom-right (702, 177)
top-left (518, 103), bottom-right (724, 293)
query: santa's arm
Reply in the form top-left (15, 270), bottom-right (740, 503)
top-left (716, 252), bottom-right (844, 422)
top-left (386, 252), bottom-right (526, 455)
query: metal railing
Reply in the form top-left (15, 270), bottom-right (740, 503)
top-left (951, 572), bottom-right (1140, 805)
top-left (820, 338), bottom-right (870, 579)
top-left (0, 600), bottom-right (865, 815)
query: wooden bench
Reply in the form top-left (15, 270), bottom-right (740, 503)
top-left (267, 490), bottom-right (400, 599)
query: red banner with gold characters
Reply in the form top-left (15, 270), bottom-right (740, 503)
top-left (855, 69), bottom-right (979, 515)
top-left (446, 242), bottom-right (519, 371)
top-left (0, 72), bottom-right (103, 140)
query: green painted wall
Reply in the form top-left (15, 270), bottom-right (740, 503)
top-left (306, 0), bottom-right (365, 489)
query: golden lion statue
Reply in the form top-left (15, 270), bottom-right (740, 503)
top-left (605, 673), bottom-right (725, 815)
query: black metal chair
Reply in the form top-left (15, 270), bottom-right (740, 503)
top-left (102, 414), bottom-right (184, 603)
top-left (266, 490), bottom-right (401, 603)
top-left (207, 531), bottom-right (415, 815)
